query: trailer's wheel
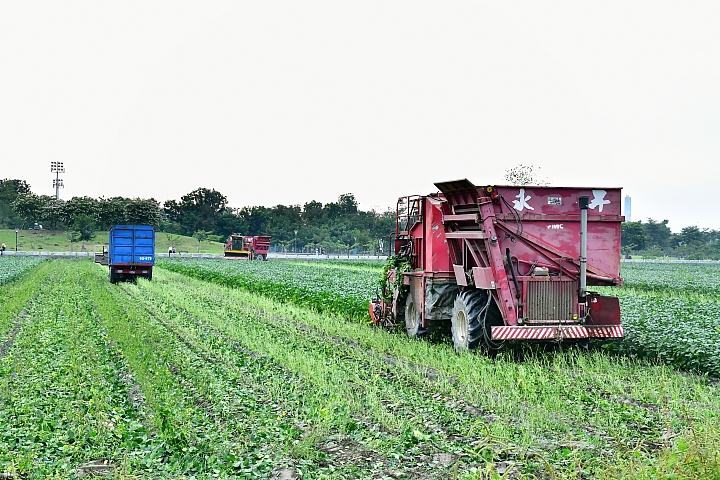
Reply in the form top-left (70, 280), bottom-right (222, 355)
top-left (451, 290), bottom-right (502, 353)
top-left (404, 295), bottom-right (421, 338)
top-left (109, 270), bottom-right (117, 284)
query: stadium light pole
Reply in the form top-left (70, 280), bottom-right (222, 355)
top-left (294, 230), bottom-right (298, 257)
top-left (15, 228), bottom-right (19, 252)
top-left (50, 161), bottom-right (65, 199)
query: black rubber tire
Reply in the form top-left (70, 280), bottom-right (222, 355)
top-left (404, 294), bottom-right (421, 338)
top-left (451, 290), bottom-right (503, 353)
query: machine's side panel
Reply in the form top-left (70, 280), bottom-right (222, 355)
top-left (493, 186), bottom-right (622, 282)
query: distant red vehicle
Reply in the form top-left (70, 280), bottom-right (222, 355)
top-left (223, 234), bottom-right (270, 260)
top-left (370, 179), bottom-right (624, 352)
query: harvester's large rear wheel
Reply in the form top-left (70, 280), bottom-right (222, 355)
top-left (451, 290), bottom-right (503, 353)
top-left (404, 295), bottom-right (421, 338)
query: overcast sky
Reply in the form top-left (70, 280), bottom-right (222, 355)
top-left (1, 2), bottom-right (718, 231)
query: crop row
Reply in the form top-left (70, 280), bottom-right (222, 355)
top-left (0, 261), bottom-right (51, 343)
top-left (619, 262), bottom-right (720, 297)
top-left (598, 264), bottom-right (720, 377)
top-left (603, 289), bottom-right (720, 377)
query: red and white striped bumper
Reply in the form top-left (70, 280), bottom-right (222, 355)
top-left (491, 325), bottom-right (624, 341)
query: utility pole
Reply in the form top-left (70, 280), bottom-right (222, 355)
top-left (50, 162), bottom-right (65, 199)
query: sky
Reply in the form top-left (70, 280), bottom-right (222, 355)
top-left (1, 2), bottom-right (719, 231)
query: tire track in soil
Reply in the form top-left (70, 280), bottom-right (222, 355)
top-left (84, 285), bottom-right (159, 437)
top-left (0, 303), bottom-right (32, 360)
top-left (135, 280), bottom-right (496, 475)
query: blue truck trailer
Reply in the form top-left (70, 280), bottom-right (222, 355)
top-left (94, 225), bottom-right (155, 283)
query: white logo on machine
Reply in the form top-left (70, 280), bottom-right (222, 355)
top-left (589, 190), bottom-right (610, 212)
top-left (547, 224), bottom-right (564, 230)
top-left (513, 188), bottom-right (534, 211)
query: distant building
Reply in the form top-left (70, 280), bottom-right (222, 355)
top-left (624, 195), bottom-right (632, 222)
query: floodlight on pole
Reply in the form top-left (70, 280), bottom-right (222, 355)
top-left (50, 162), bottom-right (65, 199)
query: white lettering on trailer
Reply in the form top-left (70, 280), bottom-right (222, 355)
top-left (512, 188), bottom-right (534, 211)
top-left (138, 256), bottom-right (152, 261)
top-left (589, 190), bottom-right (610, 213)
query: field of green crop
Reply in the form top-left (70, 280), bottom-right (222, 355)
top-left (1, 259), bottom-right (719, 479)
top-left (158, 258), bottom-right (380, 321)
top-left (0, 257), bottom-right (45, 286)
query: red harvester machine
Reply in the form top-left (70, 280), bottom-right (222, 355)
top-left (370, 179), bottom-right (624, 352)
top-left (224, 234), bottom-right (271, 260)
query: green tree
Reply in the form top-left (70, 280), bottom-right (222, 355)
top-left (41, 198), bottom-right (66, 230)
top-left (206, 233), bottom-right (223, 244)
top-left (11, 193), bottom-right (45, 228)
top-left (124, 198), bottom-right (161, 227)
top-left (0, 179), bottom-right (32, 228)
top-left (679, 226), bottom-right (705, 247)
top-left (621, 221), bottom-right (647, 251)
top-left (63, 196), bottom-right (100, 227)
top-left (302, 200), bottom-right (324, 225)
top-left (98, 197), bottom-right (129, 229)
top-left (166, 188), bottom-right (228, 235)
top-left (338, 193), bottom-right (358, 215)
top-left (643, 218), bottom-right (673, 248)
top-left (238, 206), bottom-right (272, 236)
top-left (71, 214), bottom-right (96, 241)
top-left (192, 229), bottom-right (214, 252)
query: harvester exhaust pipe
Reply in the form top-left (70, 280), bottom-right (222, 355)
top-left (578, 196), bottom-right (589, 300)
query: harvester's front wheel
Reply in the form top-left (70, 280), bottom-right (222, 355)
top-left (451, 290), bottom-right (501, 353)
top-left (404, 295), bottom-right (421, 338)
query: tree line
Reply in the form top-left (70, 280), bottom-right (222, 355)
top-left (0, 179), bottom-right (394, 254)
top-left (622, 219), bottom-right (720, 260)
